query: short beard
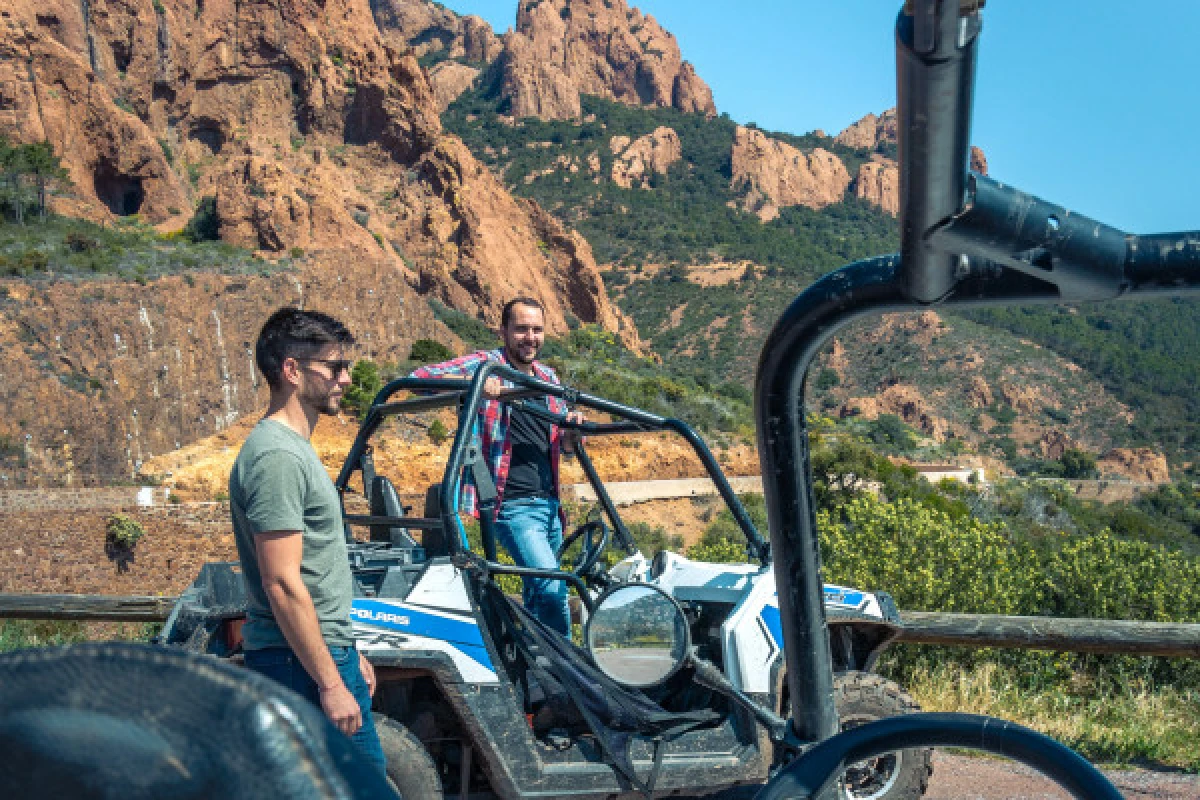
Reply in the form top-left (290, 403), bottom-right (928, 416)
top-left (506, 345), bottom-right (539, 368)
top-left (301, 385), bottom-right (342, 417)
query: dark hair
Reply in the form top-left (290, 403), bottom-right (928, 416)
top-left (500, 296), bottom-right (544, 328)
top-left (255, 308), bottom-right (355, 389)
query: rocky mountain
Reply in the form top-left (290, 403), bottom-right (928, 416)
top-left (0, 0), bottom-right (635, 335)
top-left (372, 0), bottom-right (714, 121)
top-left (0, 0), bottom-right (644, 485)
top-left (368, 0), bottom-right (985, 221)
top-left (0, 0), bottom-right (1188, 488)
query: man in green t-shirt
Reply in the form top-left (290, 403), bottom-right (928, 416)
top-left (229, 307), bottom-right (385, 772)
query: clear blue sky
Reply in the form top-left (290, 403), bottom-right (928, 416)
top-left (437, 1), bottom-right (1199, 234)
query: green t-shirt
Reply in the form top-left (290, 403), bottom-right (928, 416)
top-left (229, 419), bottom-right (354, 650)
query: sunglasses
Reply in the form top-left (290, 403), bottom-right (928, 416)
top-left (297, 358), bottom-right (353, 376)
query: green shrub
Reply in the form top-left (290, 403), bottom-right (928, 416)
top-left (341, 360), bottom-right (383, 419)
top-left (1060, 448), bottom-right (1098, 479)
top-left (105, 513), bottom-right (146, 549)
top-left (17, 249), bottom-right (49, 274)
top-left (65, 231), bottom-right (98, 252)
top-left (409, 338), bottom-right (454, 364)
top-left (428, 419), bottom-right (450, 445)
top-left (685, 537), bottom-right (746, 564)
top-left (865, 414), bottom-right (918, 452)
top-left (814, 368), bottom-right (840, 391)
top-left (625, 521), bottom-right (683, 559)
top-left (820, 495), bottom-right (1044, 615)
top-left (184, 196), bottom-right (220, 242)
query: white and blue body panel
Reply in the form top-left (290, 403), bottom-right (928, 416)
top-left (616, 551), bottom-right (890, 694)
top-left (351, 562), bottom-right (499, 684)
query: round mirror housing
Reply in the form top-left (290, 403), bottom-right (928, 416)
top-left (584, 584), bottom-right (690, 688)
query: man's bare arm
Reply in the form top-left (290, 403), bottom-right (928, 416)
top-left (257, 530), bottom-right (362, 735)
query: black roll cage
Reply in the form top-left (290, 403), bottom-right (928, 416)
top-left (760, 0), bottom-right (1200, 755)
top-left (333, 365), bottom-right (771, 610)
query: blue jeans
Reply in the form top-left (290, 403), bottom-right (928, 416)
top-left (494, 496), bottom-right (571, 636)
top-left (243, 644), bottom-right (387, 774)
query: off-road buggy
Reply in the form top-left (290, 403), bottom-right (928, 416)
top-left (158, 0), bottom-right (1188, 795)
top-left (161, 367), bottom-right (931, 799)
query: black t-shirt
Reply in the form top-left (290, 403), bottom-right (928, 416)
top-left (504, 396), bottom-right (555, 500)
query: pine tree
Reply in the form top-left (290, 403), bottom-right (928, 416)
top-left (0, 136), bottom-right (28, 224)
top-left (22, 141), bottom-right (71, 220)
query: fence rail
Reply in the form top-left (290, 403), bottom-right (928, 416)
top-left (895, 611), bottom-right (1200, 659)
top-left (2, 594), bottom-right (1199, 658)
top-left (0, 593), bottom-right (178, 622)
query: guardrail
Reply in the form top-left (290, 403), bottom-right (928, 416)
top-left (2, 593), bottom-right (1199, 659)
top-left (894, 611), bottom-right (1200, 659)
top-left (0, 593), bottom-right (178, 622)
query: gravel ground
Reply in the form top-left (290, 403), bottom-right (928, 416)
top-left (925, 752), bottom-right (1200, 799)
top-left (703, 752), bottom-right (1200, 799)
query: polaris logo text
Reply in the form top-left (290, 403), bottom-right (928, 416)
top-left (351, 608), bottom-right (411, 626)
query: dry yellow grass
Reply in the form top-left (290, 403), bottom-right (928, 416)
top-left (144, 410), bottom-right (760, 502)
top-left (904, 662), bottom-right (1200, 771)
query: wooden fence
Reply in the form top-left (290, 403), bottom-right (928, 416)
top-left (1, 593), bottom-right (1198, 658)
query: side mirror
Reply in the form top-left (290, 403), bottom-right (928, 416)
top-left (584, 584), bottom-right (690, 688)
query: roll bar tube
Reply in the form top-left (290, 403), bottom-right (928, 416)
top-left (763, 0), bottom-right (1200, 759)
top-left (438, 361), bottom-right (771, 565)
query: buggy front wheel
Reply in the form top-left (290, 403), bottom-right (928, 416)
top-left (832, 672), bottom-right (932, 800)
top-left (374, 713), bottom-right (443, 800)
top-left (775, 672), bottom-right (933, 800)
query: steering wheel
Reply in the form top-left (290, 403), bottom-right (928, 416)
top-left (558, 518), bottom-right (611, 579)
top-left (756, 712), bottom-right (1121, 800)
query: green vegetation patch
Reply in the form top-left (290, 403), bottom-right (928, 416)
top-left (969, 300), bottom-right (1200, 472)
top-left (0, 214), bottom-right (286, 282)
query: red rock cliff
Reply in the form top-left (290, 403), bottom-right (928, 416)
top-left (0, 0), bottom-right (640, 486)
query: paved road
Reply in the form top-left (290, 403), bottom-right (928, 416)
top-left (592, 649), bottom-right (677, 684)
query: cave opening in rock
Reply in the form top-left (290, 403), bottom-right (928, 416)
top-left (111, 39), bottom-right (133, 74)
top-left (93, 166), bottom-right (145, 216)
top-left (189, 124), bottom-right (224, 156)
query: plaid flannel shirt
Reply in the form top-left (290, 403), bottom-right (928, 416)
top-left (410, 349), bottom-right (569, 518)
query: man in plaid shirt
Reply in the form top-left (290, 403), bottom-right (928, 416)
top-left (411, 297), bottom-right (582, 636)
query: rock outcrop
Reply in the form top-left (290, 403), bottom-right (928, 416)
top-left (0, 0), bottom-right (643, 486)
top-left (841, 383), bottom-right (948, 441)
top-left (965, 375), bottom-right (994, 409)
top-left (370, 0), bottom-right (716, 122)
top-left (428, 61), bottom-right (481, 113)
top-left (370, 1), bottom-right (502, 64)
top-left (496, 0), bottom-right (715, 121)
top-left (1038, 430), bottom-right (1075, 460)
top-left (835, 108), bottom-right (898, 150)
top-left (1097, 448), bottom-right (1170, 483)
top-left (970, 145), bottom-right (988, 175)
top-left (0, 0), bottom-right (638, 335)
top-left (0, 258), bottom-right (444, 487)
top-left (854, 155), bottom-right (900, 216)
top-left (730, 127), bottom-right (851, 221)
top-left (609, 126), bottom-right (681, 189)
top-left (836, 109), bottom-right (989, 216)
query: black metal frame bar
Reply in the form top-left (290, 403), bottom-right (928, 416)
top-left (332, 361), bottom-right (772, 589)
top-left (762, 0), bottom-right (1200, 756)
